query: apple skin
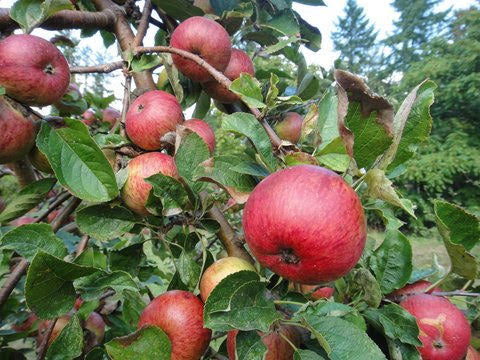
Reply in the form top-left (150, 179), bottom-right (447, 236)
top-left (122, 152), bottom-right (178, 216)
top-left (53, 83), bottom-right (82, 114)
top-left (138, 290), bottom-right (212, 360)
top-left (102, 107), bottom-right (120, 129)
top-left (274, 113), bottom-right (304, 144)
top-left (125, 90), bottom-right (184, 150)
top-left (29, 147), bottom-right (53, 174)
top-left (183, 119), bottom-right (216, 153)
top-left (242, 165), bottom-right (366, 284)
top-left (0, 97), bottom-right (36, 164)
top-left (400, 294), bottom-right (471, 360)
top-left (82, 108), bottom-right (97, 126)
top-left (390, 280), bottom-right (441, 299)
top-left (37, 315), bottom-right (71, 347)
top-left (467, 346), bottom-right (480, 360)
top-left (0, 34), bottom-right (70, 106)
top-left (289, 283), bottom-right (334, 300)
top-left (199, 257), bottom-right (256, 302)
top-left (193, 0), bottom-right (214, 14)
top-left (202, 49), bottom-right (254, 103)
top-left (227, 325), bottom-right (301, 360)
top-left (170, 16), bottom-right (232, 83)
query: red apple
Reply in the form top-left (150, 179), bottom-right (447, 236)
top-left (202, 49), bottom-right (255, 103)
top-left (467, 346), bottom-right (480, 360)
top-left (199, 257), bottom-right (256, 302)
top-left (227, 325), bottom-right (301, 360)
top-left (125, 90), bottom-right (184, 150)
top-left (37, 315), bottom-right (71, 347)
top-left (289, 283), bottom-right (334, 300)
top-left (0, 34), bottom-right (70, 106)
top-left (84, 312), bottom-right (105, 350)
top-left (170, 16), bottom-right (232, 82)
top-left (122, 152), bottom-right (178, 216)
top-left (274, 113), bottom-right (304, 144)
top-left (82, 108), bottom-right (97, 126)
top-left (74, 297), bottom-right (84, 310)
top-left (0, 97), bottom-right (36, 164)
top-left (53, 83), bottom-right (82, 114)
top-left (102, 107), bottom-right (120, 129)
top-left (242, 165), bottom-right (366, 284)
top-left (193, 0), bottom-right (214, 14)
top-left (29, 146), bottom-right (53, 174)
top-left (183, 119), bottom-right (216, 153)
top-left (12, 313), bottom-right (38, 333)
top-left (138, 290), bottom-right (212, 360)
top-left (390, 280), bottom-right (441, 299)
top-left (400, 294), bottom-right (471, 360)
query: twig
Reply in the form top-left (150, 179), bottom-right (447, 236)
top-left (70, 61), bottom-right (124, 74)
top-left (37, 318), bottom-right (57, 360)
top-left (75, 235), bottom-right (90, 257)
top-left (133, 0), bottom-right (152, 48)
top-left (195, 237), bottom-right (218, 261)
top-left (134, 45), bottom-right (283, 149)
top-left (111, 75), bottom-right (131, 136)
top-left (35, 192), bottom-right (72, 223)
top-left (431, 291), bottom-right (480, 298)
top-left (149, 16), bottom-right (166, 30)
top-left (50, 197), bottom-right (82, 232)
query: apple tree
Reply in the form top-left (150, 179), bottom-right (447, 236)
top-left (0, 1), bottom-right (479, 359)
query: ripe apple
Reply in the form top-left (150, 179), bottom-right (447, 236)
top-left (53, 83), bottom-right (82, 115)
top-left (199, 257), bottom-right (256, 302)
top-left (467, 346), bottom-right (480, 360)
top-left (390, 280), bottom-right (441, 299)
top-left (102, 107), bottom-right (120, 129)
top-left (202, 49), bottom-right (255, 103)
top-left (84, 312), bottom-right (105, 351)
top-left (37, 315), bottom-right (71, 347)
top-left (122, 152), bottom-right (178, 216)
top-left (193, 0), bottom-right (214, 14)
top-left (183, 118), bottom-right (216, 153)
top-left (12, 313), bottom-right (38, 333)
top-left (242, 165), bottom-right (366, 284)
top-left (138, 290), bottom-right (212, 360)
top-left (400, 294), bottom-right (471, 360)
top-left (227, 325), bottom-right (301, 360)
top-left (125, 90), bottom-right (184, 150)
top-left (0, 97), bottom-right (36, 164)
top-left (0, 34), bottom-right (70, 106)
top-left (29, 147), bottom-right (53, 174)
top-left (170, 16), bottom-right (232, 82)
top-left (289, 283), bottom-right (334, 300)
top-left (274, 112), bottom-right (304, 144)
top-left (82, 108), bottom-right (97, 126)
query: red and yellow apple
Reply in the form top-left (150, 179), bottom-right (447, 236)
top-left (183, 118), bottom-right (216, 154)
top-left (82, 108), bottom-right (97, 126)
top-left (102, 107), bottom-right (120, 129)
top-left (274, 112), bottom-right (304, 144)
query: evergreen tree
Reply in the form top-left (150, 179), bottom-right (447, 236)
top-left (332, 0), bottom-right (379, 76)
top-left (384, 0), bottom-right (450, 72)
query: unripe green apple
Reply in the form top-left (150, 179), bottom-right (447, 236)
top-left (200, 257), bottom-right (256, 302)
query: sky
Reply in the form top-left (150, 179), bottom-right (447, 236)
top-left (1, 0), bottom-right (477, 109)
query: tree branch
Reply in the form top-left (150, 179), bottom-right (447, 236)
top-left (0, 8), bottom-right (116, 32)
top-left (134, 46), bottom-right (283, 149)
top-left (431, 291), bottom-right (480, 298)
top-left (70, 61), bottom-right (124, 74)
top-left (35, 192), bottom-right (72, 223)
top-left (37, 318), bottom-right (57, 360)
top-left (75, 235), bottom-right (90, 256)
top-left (132, 0), bottom-right (152, 48)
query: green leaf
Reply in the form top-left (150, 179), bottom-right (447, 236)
top-left (210, 0), bottom-right (239, 14)
top-left (434, 200), bottom-right (479, 279)
top-left (193, 156), bottom-right (257, 204)
top-left (25, 251), bottom-right (97, 319)
top-left (265, 73), bottom-right (280, 108)
top-left (383, 80), bottom-right (436, 170)
top-left (364, 304), bottom-right (421, 346)
top-left (349, 268), bottom-right (382, 308)
top-left (74, 248), bottom-right (107, 269)
top-left (122, 290), bottom-right (146, 330)
top-left (293, 0), bottom-right (326, 5)
top-left (263, 10), bottom-right (300, 37)
top-left (0, 224), bottom-right (67, 262)
top-left (0, 178), bottom-right (56, 224)
top-left (365, 169), bottom-right (416, 218)
top-left (230, 161), bottom-right (270, 177)
top-left (37, 119), bottom-right (118, 202)
top-left (221, 112), bottom-right (278, 172)
top-left (131, 54), bottom-right (162, 72)
top-left (100, 30), bottom-right (116, 47)
top-left (294, 349), bottom-right (327, 359)
top-left (45, 314), bottom-right (83, 360)
top-left (204, 271), bottom-right (281, 332)
top-left (297, 14), bottom-right (322, 52)
top-left (74, 270), bottom-right (138, 300)
top-left (10, 0), bottom-right (73, 33)
top-left (230, 74), bottom-right (266, 109)
top-left (386, 338), bottom-right (421, 360)
top-left (235, 331), bottom-right (268, 360)
top-left (297, 73), bottom-right (320, 100)
top-left (369, 230), bottom-right (413, 294)
top-left (303, 316), bottom-right (386, 360)
top-left (76, 205), bottom-right (136, 242)
top-left (174, 249), bottom-right (201, 291)
top-left (192, 91), bottom-right (211, 119)
top-left (105, 326), bottom-right (171, 360)
top-left (175, 132), bottom-right (210, 187)
top-left (146, 173), bottom-right (190, 216)
top-left (263, 36), bottom-right (301, 55)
